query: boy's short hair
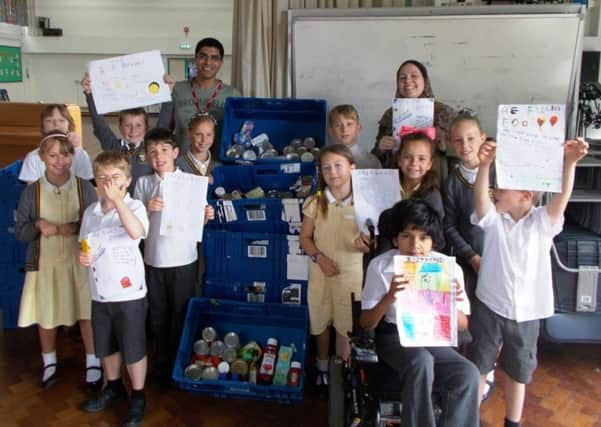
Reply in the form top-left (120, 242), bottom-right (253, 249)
top-left (188, 112), bottom-right (217, 131)
top-left (195, 37), bottom-right (224, 59)
top-left (40, 104), bottom-right (76, 132)
top-left (39, 131), bottom-right (74, 156)
top-left (328, 104), bottom-right (360, 127)
top-left (379, 199), bottom-right (445, 250)
top-left (93, 151), bottom-right (132, 177)
top-left (119, 108), bottom-right (149, 130)
top-left (144, 127), bottom-right (178, 151)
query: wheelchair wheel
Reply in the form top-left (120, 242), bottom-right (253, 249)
top-left (328, 356), bottom-right (346, 427)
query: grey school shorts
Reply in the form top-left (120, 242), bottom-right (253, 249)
top-left (467, 297), bottom-right (540, 384)
top-left (92, 297), bottom-right (148, 365)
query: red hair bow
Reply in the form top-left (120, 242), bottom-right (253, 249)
top-left (398, 125), bottom-right (436, 141)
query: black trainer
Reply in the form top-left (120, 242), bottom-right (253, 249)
top-left (122, 397), bottom-right (145, 427)
top-left (82, 384), bottom-right (127, 412)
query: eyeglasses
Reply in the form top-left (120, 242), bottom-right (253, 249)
top-left (196, 52), bottom-right (222, 62)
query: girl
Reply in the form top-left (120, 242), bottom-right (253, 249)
top-left (176, 113), bottom-right (222, 182)
top-left (19, 104), bottom-right (94, 184)
top-left (360, 199), bottom-right (480, 427)
top-left (395, 132), bottom-right (444, 219)
top-left (15, 133), bottom-right (100, 389)
top-left (443, 111), bottom-right (497, 401)
top-left (372, 59), bottom-right (456, 178)
top-left (299, 144), bottom-right (369, 385)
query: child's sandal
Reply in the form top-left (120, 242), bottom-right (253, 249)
top-left (41, 363), bottom-right (58, 389)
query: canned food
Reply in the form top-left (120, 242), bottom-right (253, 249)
top-left (209, 340), bottom-right (226, 357)
top-left (296, 146), bottom-right (308, 155)
top-left (312, 147), bottom-right (321, 158)
top-left (184, 363), bottom-right (203, 381)
top-left (201, 366), bottom-right (219, 380)
top-left (193, 339), bottom-right (210, 356)
top-left (303, 137), bottom-right (316, 149)
top-left (242, 149), bottom-right (257, 161)
top-left (282, 145), bottom-right (296, 155)
top-left (285, 152), bottom-right (300, 161)
top-left (300, 152), bottom-right (314, 163)
top-left (290, 138), bottom-right (302, 148)
top-left (214, 187), bottom-right (227, 199)
top-left (259, 148), bottom-right (278, 159)
top-left (222, 347), bottom-right (238, 364)
top-left (226, 144), bottom-right (244, 159)
top-left (201, 326), bottom-right (217, 342)
top-left (231, 359), bottom-right (249, 378)
top-left (224, 332), bottom-right (240, 349)
top-left (231, 190), bottom-right (243, 200)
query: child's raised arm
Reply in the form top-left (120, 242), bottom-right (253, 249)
top-left (474, 141), bottom-right (496, 219)
top-left (546, 138), bottom-right (589, 225)
top-left (105, 181), bottom-right (145, 239)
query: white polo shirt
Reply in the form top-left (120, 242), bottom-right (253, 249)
top-left (133, 169), bottom-right (199, 268)
top-left (472, 205), bottom-right (563, 322)
top-left (362, 249), bottom-right (470, 325)
top-left (19, 147), bottom-right (94, 183)
top-left (79, 194), bottom-right (149, 302)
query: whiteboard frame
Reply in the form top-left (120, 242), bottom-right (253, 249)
top-left (288, 4), bottom-right (585, 137)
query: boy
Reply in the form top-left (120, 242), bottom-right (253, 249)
top-left (81, 72), bottom-right (170, 192)
top-left (360, 199), bottom-right (480, 427)
top-left (134, 128), bottom-right (214, 387)
top-left (176, 113), bottom-right (221, 181)
top-left (328, 104), bottom-right (381, 169)
top-left (78, 152), bottom-right (149, 427)
top-left (468, 138), bottom-right (588, 427)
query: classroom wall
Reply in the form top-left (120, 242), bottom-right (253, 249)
top-left (0, 22), bottom-right (26, 101)
top-left (17, 0), bottom-right (234, 105)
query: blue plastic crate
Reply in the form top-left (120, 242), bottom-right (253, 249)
top-left (219, 97), bottom-right (327, 164)
top-left (0, 270), bottom-right (24, 329)
top-left (173, 298), bottom-right (308, 402)
top-left (204, 278), bottom-right (280, 304)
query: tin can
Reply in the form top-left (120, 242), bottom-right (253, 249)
top-left (231, 190), bottom-right (243, 200)
top-left (193, 339), bottom-right (210, 356)
top-left (303, 137), bottom-right (316, 149)
top-left (300, 152), bottom-right (314, 163)
top-left (242, 149), bottom-right (257, 161)
top-left (290, 138), bottom-right (303, 148)
top-left (285, 152), bottom-right (300, 161)
top-left (184, 363), bottom-right (203, 381)
top-left (231, 359), bottom-right (249, 378)
top-left (214, 187), bottom-right (227, 199)
top-left (245, 186), bottom-right (265, 199)
top-left (210, 340), bottom-right (225, 357)
top-left (226, 144), bottom-right (244, 159)
top-left (259, 148), bottom-right (278, 159)
top-left (201, 366), bottom-right (219, 380)
top-left (282, 145), bottom-right (296, 155)
top-left (224, 332), bottom-right (240, 349)
top-left (201, 326), bottom-right (217, 342)
top-left (296, 146), bottom-right (308, 155)
top-left (222, 347), bottom-right (238, 364)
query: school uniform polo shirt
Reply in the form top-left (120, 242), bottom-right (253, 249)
top-left (362, 249), bottom-right (470, 324)
top-left (79, 194), bottom-right (149, 302)
top-left (472, 205), bottom-right (563, 322)
top-left (134, 168), bottom-right (199, 268)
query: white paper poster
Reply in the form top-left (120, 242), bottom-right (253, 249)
top-left (88, 50), bottom-right (171, 114)
top-left (392, 98), bottom-right (434, 140)
top-left (496, 104), bottom-right (565, 193)
top-left (351, 169), bottom-right (401, 234)
top-left (160, 173), bottom-right (209, 241)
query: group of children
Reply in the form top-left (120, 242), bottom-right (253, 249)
top-left (301, 104), bottom-right (589, 427)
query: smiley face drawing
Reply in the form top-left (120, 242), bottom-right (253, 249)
top-left (148, 81), bottom-right (160, 94)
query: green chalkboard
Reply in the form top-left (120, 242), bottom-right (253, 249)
top-left (0, 45), bottom-right (22, 82)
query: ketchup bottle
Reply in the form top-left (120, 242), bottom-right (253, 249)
top-left (258, 338), bottom-right (278, 385)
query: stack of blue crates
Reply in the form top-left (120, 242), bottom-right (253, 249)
top-left (0, 161), bottom-right (26, 329)
top-left (175, 97), bottom-right (326, 401)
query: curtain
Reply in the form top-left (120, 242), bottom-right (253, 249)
top-left (231, 0), bottom-right (407, 98)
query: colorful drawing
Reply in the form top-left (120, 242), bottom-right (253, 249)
top-left (394, 255), bottom-right (457, 347)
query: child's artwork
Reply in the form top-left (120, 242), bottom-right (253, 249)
top-left (496, 104), bottom-right (565, 193)
top-left (88, 50), bottom-right (171, 114)
top-left (351, 169), bottom-right (401, 234)
top-left (392, 98), bottom-right (434, 141)
top-left (394, 255), bottom-right (457, 347)
top-left (160, 172), bottom-right (209, 242)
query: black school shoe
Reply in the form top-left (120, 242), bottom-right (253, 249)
top-left (82, 384), bottom-right (127, 412)
top-left (122, 397), bottom-right (146, 427)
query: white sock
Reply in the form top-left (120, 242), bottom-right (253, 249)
top-left (85, 354), bottom-right (102, 383)
top-left (42, 351), bottom-right (57, 382)
top-left (316, 358), bottom-right (329, 373)
top-left (486, 369), bottom-right (495, 383)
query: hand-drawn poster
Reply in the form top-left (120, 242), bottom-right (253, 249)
top-left (496, 104), bottom-right (565, 193)
top-left (392, 98), bottom-right (434, 141)
top-left (160, 173), bottom-right (208, 241)
top-left (394, 255), bottom-right (457, 347)
top-left (352, 169), bottom-right (401, 234)
top-left (88, 50), bottom-right (171, 114)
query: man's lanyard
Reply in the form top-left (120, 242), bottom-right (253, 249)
top-left (190, 79), bottom-right (224, 113)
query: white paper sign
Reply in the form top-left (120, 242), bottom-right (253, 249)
top-left (88, 50), bottom-right (171, 114)
top-left (160, 173), bottom-right (209, 241)
top-left (496, 104), bottom-right (565, 193)
top-left (351, 169), bottom-right (401, 234)
top-left (392, 98), bottom-right (434, 140)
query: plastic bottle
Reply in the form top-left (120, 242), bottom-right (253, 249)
top-left (288, 362), bottom-right (302, 387)
top-left (258, 338), bottom-right (278, 385)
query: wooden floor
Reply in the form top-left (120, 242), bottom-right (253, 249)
top-left (0, 326), bottom-right (600, 427)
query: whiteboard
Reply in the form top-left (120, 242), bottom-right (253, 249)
top-left (289, 5), bottom-right (585, 149)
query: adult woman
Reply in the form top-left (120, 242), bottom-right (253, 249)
top-left (371, 60), bottom-right (456, 180)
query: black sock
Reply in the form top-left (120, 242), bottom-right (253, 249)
top-left (504, 418), bottom-right (520, 427)
top-left (107, 378), bottom-right (124, 391)
top-left (131, 388), bottom-right (145, 402)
